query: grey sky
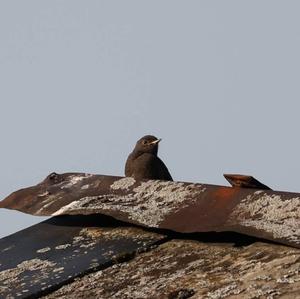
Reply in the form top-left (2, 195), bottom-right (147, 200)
top-left (1, 1), bottom-right (300, 238)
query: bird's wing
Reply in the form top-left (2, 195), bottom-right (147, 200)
top-left (156, 156), bottom-right (173, 181)
top-left (125, 153), bottom-right (134, 176)
top-left (135, 153), bottom-right (173, 181)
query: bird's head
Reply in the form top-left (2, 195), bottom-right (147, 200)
top-left (134, 135), bottom-right (161, 155)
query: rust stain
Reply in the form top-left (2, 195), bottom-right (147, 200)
top-left (161, 186), bottom-right (242, 232)
top-left (211, 186), bottom-right (241, 205)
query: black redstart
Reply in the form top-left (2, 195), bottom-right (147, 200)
top-left (125, 135), bottom-right (173, 181)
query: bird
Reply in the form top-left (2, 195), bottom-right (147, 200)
top-left (125, 135), bottom-right (173, 181)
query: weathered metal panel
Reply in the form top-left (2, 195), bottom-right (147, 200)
top-left (223, 174), bottom-right (271, 190)
top-left (0, 215), bottom-right (164, 298)
top-left (1, 173), bottom-right (299, 248)
top-left (43, 240), bottom-right (300, 299)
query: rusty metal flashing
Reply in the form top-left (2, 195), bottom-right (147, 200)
top-left (223, 174), bottom-right (271, 190)
top-left (0, 172), bottom-right (299, 248)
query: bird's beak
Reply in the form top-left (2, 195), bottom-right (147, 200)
top-left (150, 138), bottom-right (161, 145)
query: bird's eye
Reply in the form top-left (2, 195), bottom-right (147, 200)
top-left (142, 140), bottom-right (148, 145)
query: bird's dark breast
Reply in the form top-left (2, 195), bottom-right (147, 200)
top-left (125, 153), bottom-right (172, 181)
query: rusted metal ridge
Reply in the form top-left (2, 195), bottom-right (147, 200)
top-left (0, 172), bottom-right (299, 248)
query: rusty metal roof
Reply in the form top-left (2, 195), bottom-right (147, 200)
top-left (0, 173), bottom-right (300, 298)
top-left (1, 173), bottom-right (299, 248)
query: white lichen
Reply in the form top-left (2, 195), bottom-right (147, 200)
top-left (36, 194), bottom-right (62, 215)
top-left (228, 192), bottom-right (300, 244)
top-left (205, 283), bottom-right (240, 298)
top-left (111, 177), bottom-right (136, 190)
top-left (53, 180), bottom-right (206, 227)
top-left (52, 200), bottom-right (88, 216)
top-left (55, 244), bottom-right (71, 250)
top-left (81, 184), bottom-right (90, 190)
top-left (37, 191), bottom-right (50, 197)
top-left (53, 267), bottom-right (64, 273)
top-left (2, 245), bottom-right (14, 253)
top-left (0, 258), bottom-right (56, 283)
top-left (61, 174), bottom-right (92, 189)
top-left (37, 247), bottom-right (51, 253)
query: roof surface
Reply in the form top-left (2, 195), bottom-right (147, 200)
top-left (0, 173), bottom-right (299, 298)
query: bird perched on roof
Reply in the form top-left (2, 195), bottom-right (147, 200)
top-left (125, 135), bottom-right (173, 181)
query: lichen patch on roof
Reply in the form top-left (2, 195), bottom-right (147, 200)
top-left (0, 216), bottom-right (164, 299)
top-left (37, 247), bottom-right (51, 254)
top-left (0, 258), bottom-right (57, 294)
top-left (61, 174), bottom-right (92, 189)
top-left (110, 177), bottom-right (136, 190)
top-left (53, 180), bottom-right (206, 227)
top-left (43, 240), bottom-right (300, 299)
top-left (228, 192), bottom-right (300, 245)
